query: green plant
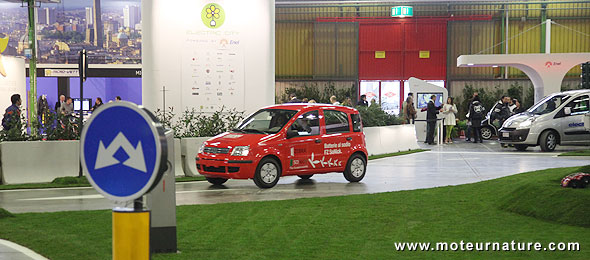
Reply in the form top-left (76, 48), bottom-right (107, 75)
top-left (177, 106), bottom-right (245, 138)
top-left (356, 101), bottom-right (403, 127)
top-left (453, 119), bottom-right (467, 138)
top-left (0, 112), bottom-right (28, 141)
top-left (36, 110), bottom-right (80, 141)
top-left (155, 107), bottom-right (183, 138)
top-left (523, 86), bottom-right (535, 109)
top-left (456, 84), bottom-right (535, 120)
top-left (280, 82), bottom-right (357, 104)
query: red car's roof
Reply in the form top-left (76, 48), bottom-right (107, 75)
top-left (261, 103), bottom-right (359, 113)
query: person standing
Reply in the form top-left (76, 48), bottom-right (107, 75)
top-left (342, 97), bottom-right (353, 107)
top-left (357, 94), bottom-right (368, 107)
top-left (330, 95), bottom-right (340, 105)
top-left (492, 95), bottom-right (511, 127)
top-left (425, 95), bottom-right (442, 145)
top-left (465, 92), bottom-right (478, 142)
top-left (468, 95), bottom-right (486, 143)
top-left (91, 97), bottom-right (103, 112)
top-left (54, 95), bottom-right (65, 112)
top-left (115, 96), bottom-right (122, 102)
top-left (2, 94), bottom-right (21, 130)
top-left (442, 97), bottom-right (458, 144)
top-left (61, 97), bottom-right (74, 115)
top-left (286, 93), bottom-right (301, 103)
top-left (403, 96), bottom-right (417, 124)
top-left (512, 98), bottom-right (524, 114)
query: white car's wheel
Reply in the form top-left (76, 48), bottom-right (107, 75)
top-left (539, 131), bottom-right (558, 152)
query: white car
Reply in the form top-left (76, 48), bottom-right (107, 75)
top-left (498, 89), bottom-right (590, 152)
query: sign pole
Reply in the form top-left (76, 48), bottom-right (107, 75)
top-left (26, 0), bottom-right (37, 135)
top-left (78, 49), bottom-right (87, 177)
top-left (80, 102), bottom-right (169, 259)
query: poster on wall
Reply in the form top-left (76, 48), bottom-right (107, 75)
top-left (181, 1), bottom-right (245, 112)
top-left (0, 56), bottom-right (26, 116)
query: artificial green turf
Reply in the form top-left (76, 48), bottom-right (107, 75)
top-left (498, 165), bottom-right (590, 228)
top-left (51, 176), bottom-right (90, 185)
top-left (0, 177), bottom-right (91, 190)
top-left (559, 150), bottom-right (590, 157)
top-left (0, 208), bottom-right (13, 219)
top-left (368, 149), bottom-right (427, 160)
top-left (175, 176), bottom-right (206, 182)
top-left (0, 165), bottom-right (589, 259)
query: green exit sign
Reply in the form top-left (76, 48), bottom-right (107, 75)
top-left (391, 6), bottom-right (413, 17)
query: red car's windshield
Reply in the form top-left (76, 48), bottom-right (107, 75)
top-left (234, 109), bottom-right (298, 134)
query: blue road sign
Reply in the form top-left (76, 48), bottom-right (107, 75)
top-left (81, 102), bottom-right (167, 202)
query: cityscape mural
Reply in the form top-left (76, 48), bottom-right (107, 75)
top-left (0, 0), bottom-right (141, 64)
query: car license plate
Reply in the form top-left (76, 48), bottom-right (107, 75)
top-left (502, 132), bottom-right (509, 138)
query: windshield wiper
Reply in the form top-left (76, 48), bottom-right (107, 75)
top-left (232, 128), bottom-right (245, 133)
top-left (242, 128), bottom-right (269, 134)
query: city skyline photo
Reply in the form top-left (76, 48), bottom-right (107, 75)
top-left (0, 0), bottom-right (142, 64)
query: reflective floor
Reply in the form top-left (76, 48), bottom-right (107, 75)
top-left (1, 141), bottom-right (588, 213)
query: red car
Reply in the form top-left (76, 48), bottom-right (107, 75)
top-left (561, 173), bottom-right (590, 189)
top-left (196, 104), bottom-right (368, 188)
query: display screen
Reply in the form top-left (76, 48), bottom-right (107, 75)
top-left (417, 93), bottom-right (443, 109)
top-left (74, 98), bottom-right (91, 111)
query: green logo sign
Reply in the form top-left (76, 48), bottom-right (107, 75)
top-left (391, 6), bottom-right (413, 18)
top-left (201, 3), bottom-right (225, 29)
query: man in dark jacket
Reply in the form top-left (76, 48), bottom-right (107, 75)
top-left (491, 96), bottom-right (511, 127)
top-left (286, 93), bottom-right (301, 103)
top-left (465, 92), bottom-right (478, 142)
top-left (356, 95), bottom-right (368, 107)
top-left (2, 94), bottom-right (21, 130)
top-left (54, 95), bottom-right (65, 112)
top-left (425, 95), bottom-right (442, 145)
top-left (468, 95), bottom-right (486, 143)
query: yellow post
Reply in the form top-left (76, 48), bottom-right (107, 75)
top-left (112, 210), bottom-right (150, 260)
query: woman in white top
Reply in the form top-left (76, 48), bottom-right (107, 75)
top-left (442, 97), bottom-right (458, 144)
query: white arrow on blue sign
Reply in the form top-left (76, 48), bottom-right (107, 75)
top-left (80, 101), bottom-right (167, 202)
top-left (95, 132), bottom-right (147, 172)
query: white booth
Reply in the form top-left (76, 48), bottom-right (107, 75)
top-left (408, 77), bottom-right (448, 143)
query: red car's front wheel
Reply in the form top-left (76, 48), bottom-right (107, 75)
top-left (253, 157), bottom-right (281, 188)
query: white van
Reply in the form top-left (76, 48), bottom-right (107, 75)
top-left (498, 89), bottom-right (590, 152)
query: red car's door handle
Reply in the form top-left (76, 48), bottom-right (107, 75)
top-left (346, 137), bottom-right (353, 141)
top-left (315, 139), bottom-right (321, 143)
